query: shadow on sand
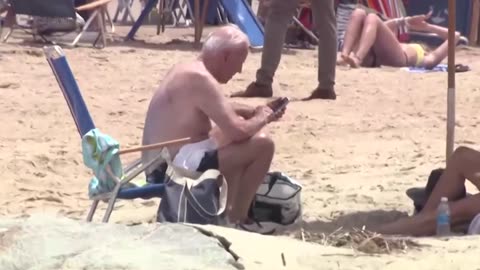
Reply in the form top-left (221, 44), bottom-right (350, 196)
top-left (280, 209), bottom-right (410, 235)
top-left (4, 28), bottom-right (302, 57)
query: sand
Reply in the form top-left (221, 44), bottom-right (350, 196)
top-left (2, 3), bottom-right (480, 268)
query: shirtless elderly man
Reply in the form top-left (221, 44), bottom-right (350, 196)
top-left (142, 25), bottom-right (285, 233)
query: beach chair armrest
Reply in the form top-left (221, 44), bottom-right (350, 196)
top-left (76, 0), bottom-right (112, 12)
top-left (124, 158), bottom-right (142, 174)
top-left (120, 152), bottom-right (165, 186)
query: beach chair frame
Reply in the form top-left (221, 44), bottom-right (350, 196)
top-left (113, 0), bottom-right (135, 24)
top-left (44, 45), bottom-right (168, 222)
top-left (4, 0), bottom-right (114, 48)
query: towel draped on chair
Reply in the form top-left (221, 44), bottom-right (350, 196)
top-left (82, 128), bottom-right (126, 198)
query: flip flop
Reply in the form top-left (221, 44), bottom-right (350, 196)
top-left (455, 64), bottom-right (470, 73)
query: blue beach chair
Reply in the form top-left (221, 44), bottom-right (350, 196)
top-left (44, 45), bottom-right (172, 223)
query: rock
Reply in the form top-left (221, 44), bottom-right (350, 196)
top-left (0, 215), bottom-right (240, 270)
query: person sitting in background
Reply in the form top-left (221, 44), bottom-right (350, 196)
top-left (142, 25), bottom-right (285, 234)
top-left (337, 8), bottom-right (465, 69)
top-left (375, 146), bottom-right (480, 236)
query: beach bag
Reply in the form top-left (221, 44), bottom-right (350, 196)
top-left (157, 169), bottom-right (227, 225)
top-left (249, 172), bottom-right (302, 225)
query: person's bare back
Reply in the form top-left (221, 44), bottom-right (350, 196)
top-left (143, 63), bottom-right (212, 148)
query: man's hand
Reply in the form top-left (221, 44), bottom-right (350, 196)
top-left (266, 97), bottom-right (287, 121)
top-left (254, 105), bottom-right (274, 124)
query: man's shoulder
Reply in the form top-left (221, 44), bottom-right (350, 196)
top-left (177, 63), bottom-right (218, 94)
top-left (172, 62), bottom-right (212, 81)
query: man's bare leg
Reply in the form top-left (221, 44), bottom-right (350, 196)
top-left (423, 146), bottom-right (480, 212)
top-left (376, 146), bottom-right (480, 236)
top-left (218, 132), bottom-right (275, 223)
top-left (376, 195), bottom-right (480, 236)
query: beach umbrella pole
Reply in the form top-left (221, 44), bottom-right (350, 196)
top-left (446, 0), bottom-right (456, 161)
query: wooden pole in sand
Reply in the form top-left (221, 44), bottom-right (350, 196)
top-left (446, 0), bottom-right (456, 161)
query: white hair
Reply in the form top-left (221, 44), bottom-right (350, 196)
top-left (201, 24), bottom-right (250, 54)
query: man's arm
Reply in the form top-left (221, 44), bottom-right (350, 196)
top-left (193, 73), bottom-right (271, 142)
top-left (231, 102), bottom-right (255, 119)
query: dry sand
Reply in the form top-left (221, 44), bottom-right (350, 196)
top-left (1, 3), bottom-right (480, 268)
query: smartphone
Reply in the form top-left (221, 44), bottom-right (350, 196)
top-left (273, 97), bottom-right (289, 114)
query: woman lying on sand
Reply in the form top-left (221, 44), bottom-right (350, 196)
top-left (338, 8), bottom-right (464, 69)
top-left (375, 146), bottom-right (480, 236)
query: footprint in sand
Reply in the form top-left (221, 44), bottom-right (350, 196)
top-left (140, 201), bottom-right (156, 207)
top-left (0, 83), bottom-right (20, 89)
top-left (33, 154), bottom-right (50, 165)
top-left (345, 194), bottom-right (374, 204)
top-left (33, 171), bottom-right (47, 178)
top-left (25, 195), bottom-right (63, 204)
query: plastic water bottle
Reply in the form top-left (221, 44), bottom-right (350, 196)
top-left (436, 197), bottom-right (451, 236)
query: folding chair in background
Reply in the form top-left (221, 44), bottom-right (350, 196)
top-left (4, 0), bottom-right (114, 48)
top-left (44, 45), bottom-right (190, 222)
top-left (112, 0), bottom-right (136, 24)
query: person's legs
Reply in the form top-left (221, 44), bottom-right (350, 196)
top-left (423, 32), bottom-right (460, 69)
top-left (341, 9), bottom-right (368, 59)
top-left (217, 132), bottom-right (275, 223)
top-left (422, 146), bottom-right (480, 212)
top-left (376, 146), bottom-right (480, 236)
top-left (376, 194), bottom-right (480, 236)
top-left (343, 13), bottom-right (380, 67)
top-left (231, 0), bottom-right (298, 98)
top-left (302, 0), bottom-right (337, 100)
top-left (344, 13), bottom-right (406, 68)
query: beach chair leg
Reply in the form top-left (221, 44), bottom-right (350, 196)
top-left (121, 6), bottom-right (129, 23)
top-left (97, 8), bottom-right (108, 47)
top-left (120, 0), bottom-right (135, 23)
top-left (125, 0), bottom-right (157, 41)
top-left (102, 186), bottom-right (122, 223)
top-left (185, 0), bottom-right (194, 24)
top-left (113, 3), bottom-right (122, 22)
top-left (72, 9), bottom-right (99, 47)
top-left (2, 27), bottom-right (13, 42)
top-left (125, 3), bottom-right (136, 22)
top-left (93, 32), bottom-right (102, 47)
top-left (105, 9), bottom-right (115, 33)
top-left (86, 199), bottom-right (100, 222)
top-left (0, 18), bottom-right (3, 40)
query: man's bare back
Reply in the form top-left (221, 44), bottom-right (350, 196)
top-left (143, 61), bottom-right (215, 156)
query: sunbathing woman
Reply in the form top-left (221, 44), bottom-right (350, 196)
top-left (338, 8), bottom-right (462, 69)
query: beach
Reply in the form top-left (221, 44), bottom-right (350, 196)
top-left (1, 11), bottom-right (480, 268)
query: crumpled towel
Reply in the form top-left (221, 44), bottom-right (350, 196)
top-left (82, 128), bottom-right (124, 199)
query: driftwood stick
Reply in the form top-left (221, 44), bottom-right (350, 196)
top-left (118, 137), bottom-right (191, 155)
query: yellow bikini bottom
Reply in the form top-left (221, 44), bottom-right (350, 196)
top-left (409, 43), bottom-right (425, 67)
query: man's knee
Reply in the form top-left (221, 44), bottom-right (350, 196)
top-left (452, 146), bottom-right (478, 163)
top-left (252, 132), bottom-right (275, 155)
